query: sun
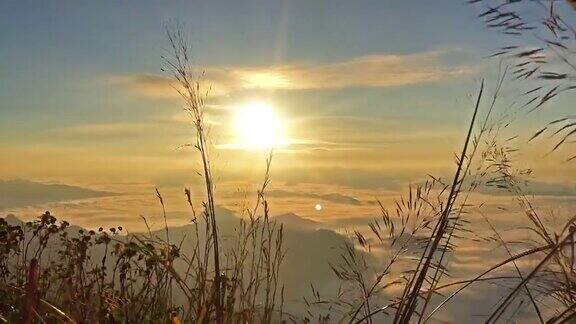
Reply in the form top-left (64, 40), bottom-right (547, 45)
top-left (234, 101), bottom-right (288, 149)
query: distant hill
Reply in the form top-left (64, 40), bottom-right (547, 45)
top-left (0, 179), bottom-right (117, 210)
top-left (273, 212), bottom-right (321, 231)
top-left (143, 208), bottom-right (349, 303)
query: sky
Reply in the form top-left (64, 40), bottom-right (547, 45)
top-left (1, 0), bottom-right (575, 229)
top-left (2, 1), bottom-right (576, 322)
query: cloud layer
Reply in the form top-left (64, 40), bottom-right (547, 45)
top-left (109, 50), bottom-right (472, 98)
top-left (0, 179), bottom-right (117, 210)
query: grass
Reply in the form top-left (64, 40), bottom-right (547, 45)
top-left (470, 0), bottom-right (576, 160)
top-left (2, 8), bottom-right (576, 323)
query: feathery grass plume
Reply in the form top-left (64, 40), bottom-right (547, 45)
top-left (421, 132), bottom-right (576, 322)
top-left (482, 144), bottom-right (576, 321)
top-left (302, 179), bottom-right (450, 322)
top-left (392, 81), bottom-right (485, 324)
top-left (302, 69), bottom-right (531, 323)
top-left (469, 0), bottom-right (576, 158)
top-left (161, 21), bottom-right (225, 324)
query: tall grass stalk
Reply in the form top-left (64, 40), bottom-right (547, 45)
top-left (161, 23), bottom-right (224, 324)
top-left (394, 81), bottom-right (484, 324)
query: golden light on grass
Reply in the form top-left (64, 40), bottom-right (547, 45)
top-left (233, 101), bottom-right (288, 150)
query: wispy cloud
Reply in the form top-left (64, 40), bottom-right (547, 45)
top-left (479, 180), bottom-right (576, 197)
top-left (54, 122), bottom-right (157, 137)
top-left (108, 74), bottom-right (178, 99)
top-left (108, 50), bottom-right (473, 98)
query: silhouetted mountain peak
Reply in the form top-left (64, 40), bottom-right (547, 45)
top-left (273, 213), bottom-right (320, 231)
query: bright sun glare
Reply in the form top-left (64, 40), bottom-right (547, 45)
top-left (234, 101), bottom-right (288, 149)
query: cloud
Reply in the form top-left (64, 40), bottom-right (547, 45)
top-left (479, 180), bottom-right (576, 197)
top-left (280, 167), bottom-right (413, 190)
top-left (154, 165), bottom-right (411, 190)
top-left (108, 50), bottom-right (473, 98)
top-left (0, 179), bottom-right (118, 210)
top-left (54, 122), bottom-right (157, 138)
top-left (256, 50), bottom-right (471, 90)
top-left (107, 74), bottom-right (181, 99)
